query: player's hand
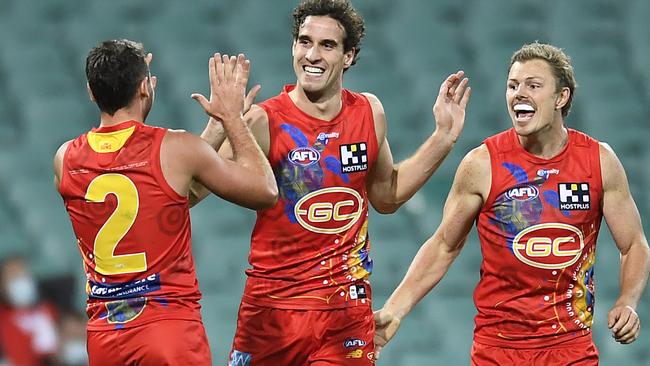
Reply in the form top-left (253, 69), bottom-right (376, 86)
top-left (373, 308), bottom-right (401, 360)
top-left (608, 304), bottom-right (641, 344)
top-left (432, 70), bottom-right (471, 143)
top-left (192, 53), bottom-right (259, 122)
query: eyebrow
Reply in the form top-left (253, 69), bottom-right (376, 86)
top-left (297, 34), bottom-right (339, 46)
top-left (508, 76), bottom-right (545, 82)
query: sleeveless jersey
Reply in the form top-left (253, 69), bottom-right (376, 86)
top-left (242, 85), bottom-right (379, 310)
top-left (59, 120), bottom-right (202, 330)
top-left (475, 128), bottom-right (603, 348)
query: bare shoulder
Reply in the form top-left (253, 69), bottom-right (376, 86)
top-left (599, 141), bottom-right (627, 190)
top-left (53, 140), bottom-right (73, 172)
top-left (246, 104), bottom-right (269, 127)
top-left (455, 144), bottom-right (491, 196)
top-left (361, 92), bottom-right (385, 114)
top-left (245, 104), bottom-right (271, 155)
top-left (461, 144), bottom-right (490, 173)
top-left (162, 129), bottom-right (211, 156)
top-left (53, 139), bottom-right (73, 189)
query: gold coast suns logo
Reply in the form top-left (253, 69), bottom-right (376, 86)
top-left (512, 223), bottom-right (585, 269)
top-left (294, 187), bottom-right (363, 234)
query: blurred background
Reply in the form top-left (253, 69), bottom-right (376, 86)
top-left (0, 0), bottom-right (648, 365)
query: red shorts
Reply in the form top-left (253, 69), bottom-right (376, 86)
top-left (87, 319), bottom-right (211, 366)
top-left (471, 341), bottom-right (599, 366)
top-left (229, 301), bottom-right (375, 366)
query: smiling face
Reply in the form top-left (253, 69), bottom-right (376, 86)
top-left (506, 59), bottom-right (570, 137)
top-left (292, 15), bottom-right (355, 97)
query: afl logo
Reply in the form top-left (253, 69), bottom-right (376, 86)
top-left (294, 187), bottom-right (363, 234)
top-left (512, 223), bottom-right (585, 269)
top-left (505, 185), bottom-right (539, 201)
top-left (288, 147), bottom-right (320, 167)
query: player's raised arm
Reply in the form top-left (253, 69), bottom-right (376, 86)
top-left (373, 144), bottom-right (488, 359)
top-left (599, 143), bottom-right (650, 344)
top-left (365, 71), bottom-right (471, 214)
top-left (187, 54), bottom-right (265, 207)
top-left (185, 53), bottom-right (277, 209)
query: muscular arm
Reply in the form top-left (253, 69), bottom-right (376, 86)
top-left (365, 71), bottom-right (471, 214)
top-left (162, 126), bottom-right (276, 210)
top-left (383, 145), bottom-right (489, 318)
top-left (53, 140), bottom-right (72, 191)
top-left (600, 143), bottom-right (650, 344)
top-left (188, 104), bottom-right (271, 206)
top-left (373, 145), bottom-right (489, 359)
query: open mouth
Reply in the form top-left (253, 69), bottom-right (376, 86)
top-left (513, 103), bottom-right (535, 121)
top-left (303, 65), bottom-right (324, 76)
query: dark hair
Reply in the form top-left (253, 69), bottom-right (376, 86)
top-left (85, 39), bottom-right (149, 116)
top-left (292, 0), bottom-right (365, 68)
top-left (510, 42), bottom-right (577, 117)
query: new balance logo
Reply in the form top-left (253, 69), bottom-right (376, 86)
top-left (340, 142), bottom-right (368, 173)
top-left (229, 350), bottom-right (251, 366)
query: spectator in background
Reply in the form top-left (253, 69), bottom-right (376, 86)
top-left (56, 311), bottom-right (87, 366)
top-left (0, 256), bottom-right (58, 366)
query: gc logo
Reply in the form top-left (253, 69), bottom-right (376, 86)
top-left (294, 187), bottom-right (363, 234)
top-left (512, 223), bottom-right (585, 269)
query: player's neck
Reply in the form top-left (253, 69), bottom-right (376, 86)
top-left (99, 105), bottom-right (146, 128)
top-left (289, 84), bottom-right (343, 121)
top-left (518, 122), bottom-right (569, 159)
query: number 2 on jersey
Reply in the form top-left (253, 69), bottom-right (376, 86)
top-left (85, 173), bottom-right (147, 275)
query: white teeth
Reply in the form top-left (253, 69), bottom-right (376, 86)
top-left (514, 104), bottom-right (535, 112)
top-left (304, 66), bottom-right (324, 74)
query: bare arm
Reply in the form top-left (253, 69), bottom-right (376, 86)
top-left (188, 104), bottom-right (270, 207)
top-left (365, 71), bottom-right (471, 214)
top-left (373, 145), bottom-right (489, 359)
top-left (53, 140), bottom-right (72, 191)
top-left (162, 130), bottom-right (276, 210)
top-left (185, 53), bottom-right (277, 208)
top-left (600, 143), bottom-right (650, 344)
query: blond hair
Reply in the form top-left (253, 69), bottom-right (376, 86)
top-left (510, 42), bottom-right (577, 117)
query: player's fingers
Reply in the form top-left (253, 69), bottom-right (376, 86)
top-left (150, 75), bottom-right (158, 90)
top-left (207, 56), bottom-right (218, 89)
top-left (215, 53), bottom-right (225, 86)
top-left (191, 93), bottom-right (211, 113)
top-left (374, 345), bottom-right (382, 360)
top-left (237, 55), bottom-right (250, 87)
top-left (243, 84), bottom-right (261, 114)
top-left (448, 71), bottom-right (464, 97)
top-left (611, 309), bottom-right (632, 335)
top-left (616, 314), bottom-right (639, 338)
top-left (460, 86), bottom-right (472, 109)
top-left (438, 72), bottom-right (458, 97)
top-left (453, 78), bottom-right (469, 104)
top-left (617, 321), bottom-right (640, 344)
top-left (608, 308), bottom-right (620, 329)
top-left (224, 54), bottom-right (236, 82)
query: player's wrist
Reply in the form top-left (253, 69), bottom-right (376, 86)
top-left (430, 129), bottom-right (456, 148)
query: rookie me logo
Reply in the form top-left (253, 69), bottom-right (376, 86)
top-left (512, 223), bottom-right (585, 269)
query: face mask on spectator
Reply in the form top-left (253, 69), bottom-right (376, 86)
top-left (6, 275), bottom-right (37, 307)
top-left (61, 339), bottom-right (88, 366)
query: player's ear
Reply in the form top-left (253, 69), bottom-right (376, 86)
top-left (343, 48), bottom-right (355, 69)
top-left (139, 77), bottom-right (150, 98)
top-left (555, 87), bottom-right (570, 111)
top-left (86, 83), bottom-right (96, 102)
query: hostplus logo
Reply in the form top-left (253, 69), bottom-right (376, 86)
top-left (340, 142), bottom-right (368, 173)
